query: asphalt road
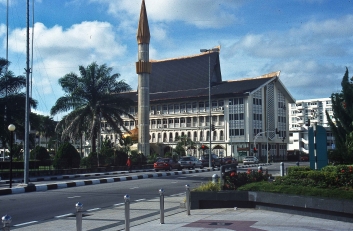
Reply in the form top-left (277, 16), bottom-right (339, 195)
top-left (0, 171), bottom-right (213, 226)
top-left (0, 161), bottom-right (310, 227)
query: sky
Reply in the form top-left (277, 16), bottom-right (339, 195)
top-left (0, 0), bottom-right (353, 120)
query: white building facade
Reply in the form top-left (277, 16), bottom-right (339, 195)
top-left (101, 50), bottom-right (295, 162)
top-left (288, 98), bottom-right (335, 155)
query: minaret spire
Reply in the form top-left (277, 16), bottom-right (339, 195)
top-left (136, 0), bottom-right (151, 157)
top-left (137, 0), bottom-right (150, 44)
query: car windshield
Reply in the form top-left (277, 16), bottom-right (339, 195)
top-left (157, 158), bottom-right (170, 163)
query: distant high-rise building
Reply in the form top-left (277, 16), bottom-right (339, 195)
top-left (288, 98), bottom-right (335, 155)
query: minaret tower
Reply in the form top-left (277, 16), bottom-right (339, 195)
top-left (136, 0), bottom-right (151, 156)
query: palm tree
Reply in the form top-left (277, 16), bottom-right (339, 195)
top-left (0, 58), bottom-right (37, 147)
top-left (36, 115), bottom-right (57, 148)
top-left (50, 62), bottom-right (134, 153)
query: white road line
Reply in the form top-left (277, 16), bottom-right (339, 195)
top-left (178, 177), bottom-right (187, 178)
top-left (14, 221), bottom-right (38, 227)
top-left (55, 213), bottom-right (73, 218)
top-left (170, 181), bottom-right (178, 183)
top-left (87, 208), bottom-right (100, 212)
top-left (114, 203), bottom-right (124, 206)
top-left (129, 186), bottom-right (139, 189)
top-left (134, 198), bottom-right (146, 202)
top-left (67, 196), bottom-right (81, 199)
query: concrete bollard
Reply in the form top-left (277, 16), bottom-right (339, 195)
top-left (75, 202), bottom-right (83, 231)
top-left (280, 162), bottom-right (284, 176)
top-left (212, 174), bottom-right (219, 184)
top-left (124, 194), bottom-right (130, 231)
top-left (159, 188), bottom-right (165, 224)
top-left (185, 184), bottom-right (190, 215)
top-left (2, 214), bottom-right (11, 231)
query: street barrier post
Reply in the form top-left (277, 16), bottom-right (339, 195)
top-left (1, 214), bottom-right (11, 231)
top-left (280, 162), bottom-right (284, 176)
top-left (212, 174), bottom-right (219, 184)
top-left (124, 194), bottom-right (130, 231)
top-left (159, 188), bottom-right (165, 224)
top-left (75, 202), bottom-right (83, 231)
top-left (185, 184), bottom-right (190, 215)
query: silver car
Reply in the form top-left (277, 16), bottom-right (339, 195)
top-left (243, 156), bottom-right (259, 165)
top-left (178, 156), bottom-right (203, 169)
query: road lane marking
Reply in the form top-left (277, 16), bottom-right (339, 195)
top-left (114, 203), bottom-right (124, 206)
top-left (14, 221), bottom-right (38, 227)
top-left (68, 196), bottom-right (81, 199)
top-left (87, 208), bottom-right (100, 212)
top-left (135, 199), bottom-right (146, 202)
top-left (130, 186), bottom-right (139, 189)
top-left (55, 213), bottom-right (73, 218)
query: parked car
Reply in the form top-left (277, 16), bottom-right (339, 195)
top-left (178, 156), bottom-right (203, 169)
top-left (153, 158), bottom-right (182, 172)
top-left (243, 156), bottom-right (259, 165)
top-left (221, 157), bottom-right (238, 165)
top-left (199, 154), bottom-right (221, 167)
top-left (300, 155), bottom-right (309, 161)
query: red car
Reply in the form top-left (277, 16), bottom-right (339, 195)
top-left (154, 158), bottom-right (182, 172)
top-left (300, 155), bottom-right (309, 161)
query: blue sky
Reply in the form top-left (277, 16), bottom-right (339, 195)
top-left (1, 0), bottom-right (353, 120)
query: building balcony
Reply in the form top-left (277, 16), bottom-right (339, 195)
top-left (300, 138), bottom-right (308, 145)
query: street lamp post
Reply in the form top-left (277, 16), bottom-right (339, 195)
top-left (8, 124), bottom-right (15, 188)
top-left (200, 47), bottom-right (219, 168)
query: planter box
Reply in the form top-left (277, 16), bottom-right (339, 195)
top-left (190, 191), bottom-right (353, 222)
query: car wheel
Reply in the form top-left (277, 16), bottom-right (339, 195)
top-left (192, 165), bottom-right (195, 169)
top-left (169, 166), bottom-right (172, 171)
top-left (200, 165), bottom-right (204, 169)
top-left (155, 169), bottom-right (159, 172)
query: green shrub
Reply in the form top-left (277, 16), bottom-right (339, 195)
top-left (216, 168), bottom-right (270, 190)
top-left (192, 181), bottom-right (221, 192)
top-left (287, 166), bottom-right (311, 176)
top-left (30, 146), bottom-right (50, 161)
top-left (53, 142), bottom-right (81, 169)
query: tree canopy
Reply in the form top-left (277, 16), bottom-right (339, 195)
top-left (326, 67), bottom-right (353, 163)
top-left (0, 58), bottom-right (37, 148)
top-left (51, 62), bottom-right (134, 153)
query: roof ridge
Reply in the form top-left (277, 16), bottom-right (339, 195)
top-left (225, 71), bottom-right (280, 83)
top-left (151, 46), bottom-right (220, 63)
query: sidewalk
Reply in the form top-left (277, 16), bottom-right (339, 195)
top-left (9, 193), bottom-right (353, 231)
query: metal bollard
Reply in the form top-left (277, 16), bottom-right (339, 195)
top-left (2, 214), bottom-right (11, 231)
top-left (212, 174), bottom-right (219, 184)
top-left (296, 161), bottom-right (299, 166)
top-left (124, 194), bottom-right (130, 231)
top-left (159, 188), bottom-right (165, 224)
top-left (185, 184), bottom-right (190, 215)
top-left (75, 202), bottom-right (83, 231)
top-left (280, 162), bottom-right (284, 176)
top-left (258, 166), bottom-right (262, 172)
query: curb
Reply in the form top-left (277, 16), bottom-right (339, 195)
top-left (0, 168), bottom-right (213, 196)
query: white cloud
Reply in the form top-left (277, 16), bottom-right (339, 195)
top-left (6, 20), bottom-right (128, 111)
top-left (91, 0), bottom-right (241, 28)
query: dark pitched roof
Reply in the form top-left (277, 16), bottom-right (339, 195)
top-left (122, 73), bottom-right (279, 103)
top-left (149, 51), bottom-right (221, 93)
